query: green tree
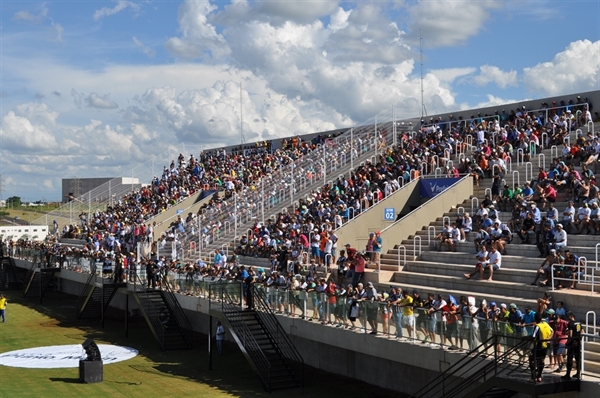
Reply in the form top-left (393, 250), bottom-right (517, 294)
top-left (6, 196), bottom-right (21, 207)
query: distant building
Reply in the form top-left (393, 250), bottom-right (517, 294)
top-left (61, 177), bottom-right (141, 203)
top-left (0, 225), bottom-right (49, 241)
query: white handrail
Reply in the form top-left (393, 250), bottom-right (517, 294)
top-left (512, 170), bottom-right (520, 188)
top-left (413, 235), bottom-right (421, 257)
top-left (538, 153), bottom-right (546, 171)
top-left (471, 197), bottom-right (479, 214)
top-left (550, 145), bottom-right (558, 160)
top-left (516, 148), bottom-right (524, 166)
top-left (428, 226), bottom-right (436, 247)
top-left (525, 162), bottom-right (533, 183)
top-left (397, 245), bottom-right (406, 267)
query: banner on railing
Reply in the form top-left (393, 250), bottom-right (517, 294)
top-left (198, 190), bottom-right (219, 201)
top-left (419, 178), bottom-right (460, 198)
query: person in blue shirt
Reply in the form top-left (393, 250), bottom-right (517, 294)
top-left (521, 306), bottom-right (537, 336)
top-left (522, 183), bottom-right (535, 201)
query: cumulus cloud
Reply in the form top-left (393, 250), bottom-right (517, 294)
top-left (523, 40), bottom-right (600, 94)
top-left (0, 103), bottom-right (59, 152)
top-left (133, 37), bottom-right (156, 58)
top-left (164, 0), bottom-right (230, 60)
top-left (407, 0), bottom-right (502, 47)
top-left (93, 0), bottom-right (141, 21)
top-left (472, 65), bottom-right (518, 88)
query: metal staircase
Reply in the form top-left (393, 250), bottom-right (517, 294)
top-left (215, 284), bottom-right (304, 392)
top-left (76, 263), bottom-right (126, 323)
top-left (410, 335), bottom-right (580, 398)
top-left (23, 265), bottom-right (60, 303)
top-left (0, 257), bottom-right (22, 289)
top-left (132, 272), bottom-right (193, 350)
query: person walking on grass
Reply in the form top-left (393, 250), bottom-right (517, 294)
top-left (0, 294), bottom-right (7, 323)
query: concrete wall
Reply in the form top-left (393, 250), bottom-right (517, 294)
top-left (11, 259), bottom-right (600, 396)
top-left (334, 179), bottom-right (421, 253)
top-left (380, 176), bottom-right (473, 250)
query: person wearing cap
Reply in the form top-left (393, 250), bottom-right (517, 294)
top-left (531, 249), bottom-right (564, 287)
top-left (553, 223), bottom-right (568, 252)
top-left (528, 312), bottom-right (554, 383)
top-left (562, 311), bottom-right (582, 380)
top-left (563, 250), bottom-right (585, 289)
top-left (507, 303), bottom-right (524, 347)
top-left (428, 295), bottom-right (447, 346)
top-left (548, 309), bottom-right (569, 372)
top-left (365, 282), bottom-right (379, 334)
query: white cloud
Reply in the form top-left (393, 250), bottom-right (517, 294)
top-left (165, 0), bottom-right (230, 60)
top-left (86, 93), bottom-right (119, 109)
top-left (13, 4), bottom-right (48, 23)
top-left (257, 0), bottom-right (339, 24)
top-left (93, 0), bottom-right (141, 21)
top-left (0, 103), bottom-right (59, 152)
top-left (51, 22), bottom-right (64, 42)
top-left (429, 67), bottom-right (477, 84)
top-left (133, 36), bottom-right (156, 58)
top-left (407, 0), bottom-right (502, 47)
top-left (523, 40), bottom-right (600, 94)
top-left (473, 65), bottom-right (518, 88)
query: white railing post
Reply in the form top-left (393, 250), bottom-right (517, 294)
top-left (397, 245), bottom-right (406, 267)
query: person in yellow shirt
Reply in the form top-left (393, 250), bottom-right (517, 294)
top-left (398, 291), bottom-right (414, 339)
top-left (0, 294), bottom-right (7, 323)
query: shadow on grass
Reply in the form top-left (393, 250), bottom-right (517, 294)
top-left (3, 289), bottom-right (404, 398)
top-left (49, 377), bottom-right (81, 383)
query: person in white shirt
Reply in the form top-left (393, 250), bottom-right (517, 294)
top-left (574, 203), bottom-right (592, 234)
top-left (563, 201), bottom-right (576, 233)
top-left (480, 246), bottom-right (502, 281)
top-left (464, 245), bottom-right (489, 279)
top-left (459, 213), bottom-right (473, 241)
top-left (554, 223), bottom-right (568, 251)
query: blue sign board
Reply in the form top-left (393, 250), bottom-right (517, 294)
top-left (419, 178), bottom-right (460, 198)
top-left (384, 208), bottom-right (395, 221)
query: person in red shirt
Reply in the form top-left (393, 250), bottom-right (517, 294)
top-left (539, 183), bottom-right (557, 210)
top-left (549, 311), bottom-right (569, 372)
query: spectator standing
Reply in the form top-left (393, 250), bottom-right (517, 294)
top-left (0, 294), bottom-right (6, 323)
top-left (562, 311), bottom-right (582, 380)
top-left (215, 321), bottom-right (225, 355)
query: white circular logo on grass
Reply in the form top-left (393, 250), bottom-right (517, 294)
top-left (0, 344), bottom-right (138, 368)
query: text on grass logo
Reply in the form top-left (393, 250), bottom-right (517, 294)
top-left (0, 344), bottom-right (138, 368)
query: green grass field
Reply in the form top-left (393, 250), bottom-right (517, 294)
top-left (0, 290), bottom-right (400, 398)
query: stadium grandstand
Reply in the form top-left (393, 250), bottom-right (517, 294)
top-left (3, 89), bottom-right (600, 396)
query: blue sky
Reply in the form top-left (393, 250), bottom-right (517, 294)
top-left (1, 0), bottom-right (599, 202)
